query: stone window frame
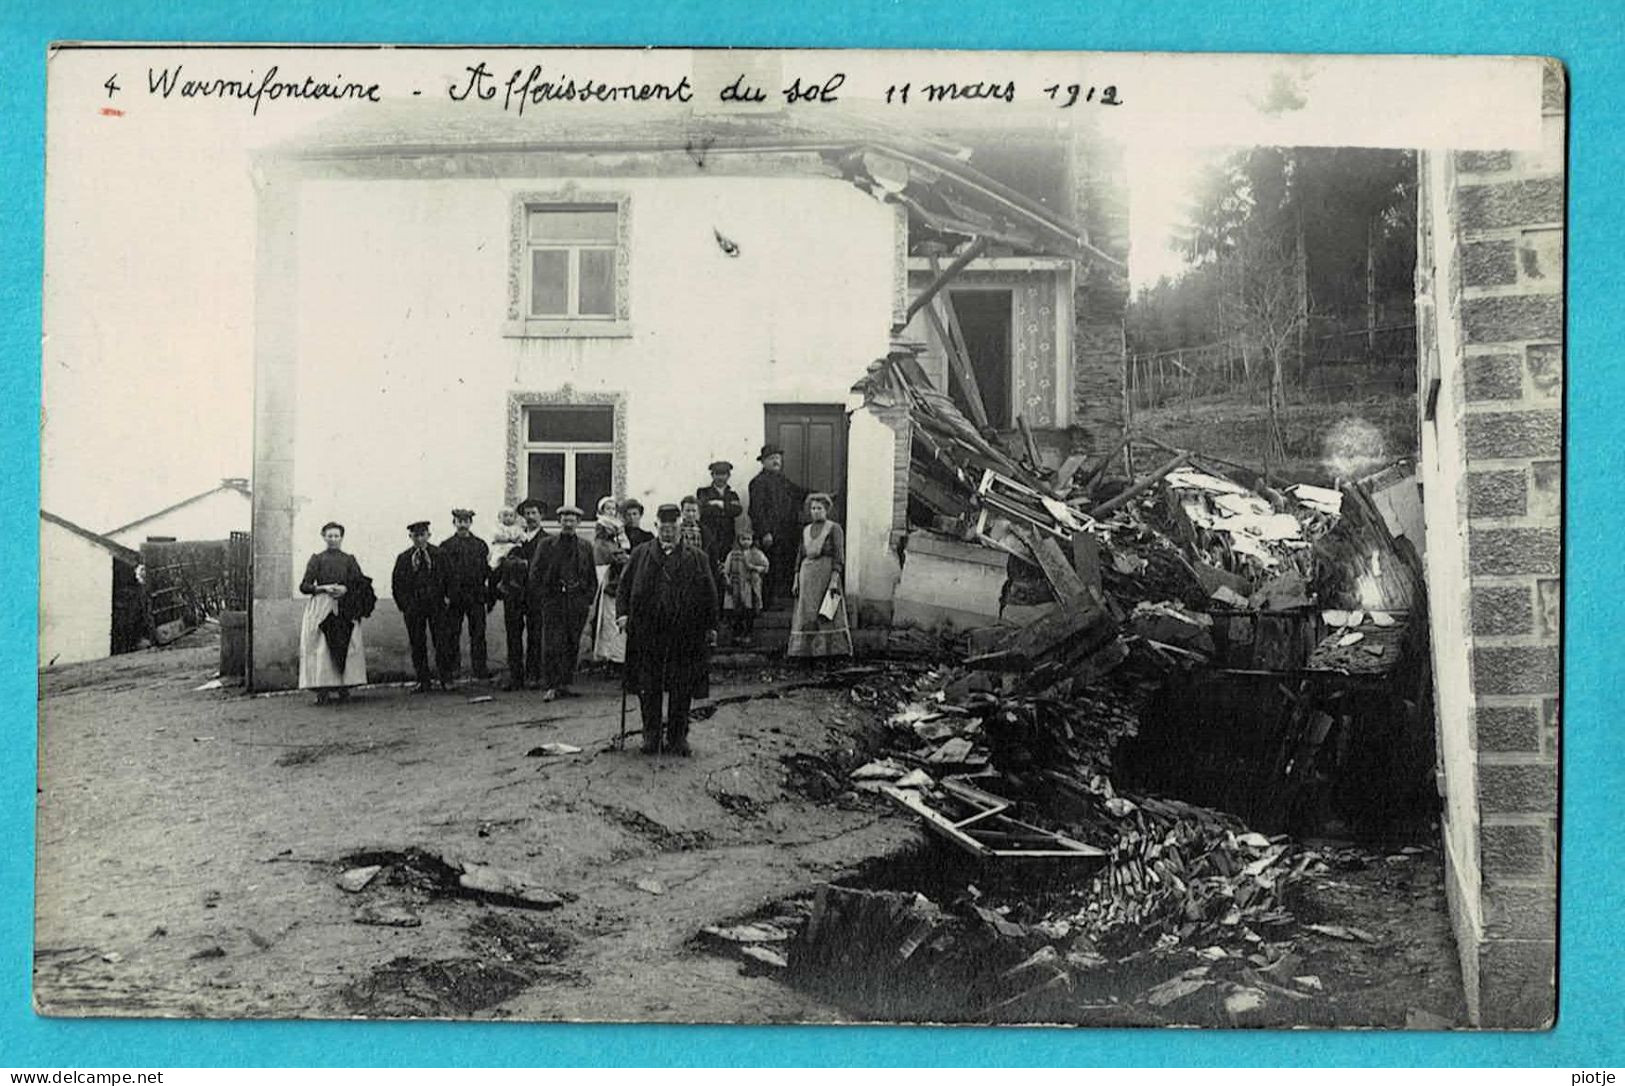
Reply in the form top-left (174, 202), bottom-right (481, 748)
top-left (504, 186), bottom-right (632, 339)
top-left (505, 388), bottom-right (629, 522)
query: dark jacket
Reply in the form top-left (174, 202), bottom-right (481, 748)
top-left (300, 550), bottom-right (365, 597)
top-left (438, 532), bottom-right (491, 602)
top-left (526, 532), bottom-right (597, 614)
top-left (748, 469), bottom-right (805, 537)
top-left (497, 528), bottom-right (546, 603)
top-left (617, 539), bottom-right (718, 692)
top-left (696, 484), bottom-right (744, 555)
top-left (625, 525), bottom-right (654, 551)
top-left (391, 544), bottom-right (449, 614)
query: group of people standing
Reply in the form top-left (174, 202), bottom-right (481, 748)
top-left (294, 444), bottom-right (853, 754)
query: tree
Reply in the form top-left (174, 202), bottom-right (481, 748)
top-left (1228, 217), bottom-right (1309, 467)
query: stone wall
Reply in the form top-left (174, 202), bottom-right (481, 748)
top-left (1069, 129), bottom-right (1131, 456)
top-left (1417, 61), bottom-right (1564, 1029)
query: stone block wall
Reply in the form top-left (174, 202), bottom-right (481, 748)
top-left (1417, 60), bottom-right (1564, 1028)
top-left (1068, 129), bottom-right (1130, 456)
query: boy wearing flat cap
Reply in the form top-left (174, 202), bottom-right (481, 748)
top-left (616, 503), bottom-right (719, 755)
top-left (526, 504), bottom-right (597, 701)
top-left (439, 509), bottom-right (491, 680)
top-left (695, 459), bottom-right (743, 584)
top-left (391, 520), bottom-right (452, 692)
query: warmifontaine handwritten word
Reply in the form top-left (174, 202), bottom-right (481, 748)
top-left (449, 63), bottom-right (694, 115)
top-left (145, 65), bottom-right (381, 116)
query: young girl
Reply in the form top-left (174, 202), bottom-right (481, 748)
top-left (722, 528), bottom-right (771, 645)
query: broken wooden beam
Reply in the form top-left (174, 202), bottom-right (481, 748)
top-left (1016, 414), bottom-right (1043, 470)
top-left (922, 303), bottom-right (992, 431)
top-left (903, 235), bottom-right (990, 325)
top-left (1053, 451), bottom-right (1090, 492)
top-left (965, 601), bottom-right (1117, 673)
top-left (1074, 436), bottom-right (1130, 497)
top-left (1009, 522), bottom-right (1089, 607)
top-left (1085, 451), bottom-right (1192, 520)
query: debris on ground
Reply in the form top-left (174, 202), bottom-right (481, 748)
top-left (337, 865), bottom-right (382, 893)
top-left (693, 368), bottom-right (1446, 1024)
top-left (334, 848), bottom-right (563, 911)
top-left (353, 903), bottom-right (422, 928)
top-left (526, 742), bottom-right (583, 757)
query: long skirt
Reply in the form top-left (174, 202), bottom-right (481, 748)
top-left (786, 555), bottom-right (852, 658)
top-left (584, 564), bottom-right (626, 663)
top-left (298, 593), bottom-right (368, 689)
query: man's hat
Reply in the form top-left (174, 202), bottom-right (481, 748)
top-left (515, 497), bottom-right (544, 514)
top-left (451, 508), bottom-right (475, 520)
top-left (757, 444), bottom-right (784, 461)
top-left (708, 460), bottom-right (734, 474)
top-left (655, 503), bottom-right (682, 523)
top-left (556, 504), bottom-right (584, 519)
top-left (407, 520), bottom-right (431, 534)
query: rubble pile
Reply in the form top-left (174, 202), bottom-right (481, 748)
top-left (702, 355), bottom-right (1435, 1022)
top-left (699, 836), bottom-right (1424, 1025)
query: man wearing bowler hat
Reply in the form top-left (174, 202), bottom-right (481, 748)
top-left (391, 520), bottom-right (452, 693)
top-left (616, 503), bottom-right (718, 755)
top-left (527, 504), bottom-right (598, 701)
top-left (695, 459), bottom-right (743, 582)
top-left (747, 443), bottom-right (806, 607)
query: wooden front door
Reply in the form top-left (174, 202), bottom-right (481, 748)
top-left (764, 404), bottom-right (849, 525)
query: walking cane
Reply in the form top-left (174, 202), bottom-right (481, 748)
top-left (617, 659), bottom-right (628, 752)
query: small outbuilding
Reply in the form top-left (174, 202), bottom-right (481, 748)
top-left (39, 511), bottom-right (142, 668)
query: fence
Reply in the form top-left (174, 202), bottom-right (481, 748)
top-left (1128, 321), bottom-right (1417, 413)
top-left (139, 534), bottom-right (251, 640)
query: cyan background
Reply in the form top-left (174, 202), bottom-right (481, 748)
top-left (1, 0), bottom-right (1615, 1067)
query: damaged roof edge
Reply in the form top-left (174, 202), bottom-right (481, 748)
top-left (257, 112), bottom-right (1119, 271)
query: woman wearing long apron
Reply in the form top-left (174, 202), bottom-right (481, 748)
top-left (786, 493), bottom-right (853, 658)
top-left (298, 522), bottom-right (372, 704)
top-left (585, 496), bottom-right (629, 663)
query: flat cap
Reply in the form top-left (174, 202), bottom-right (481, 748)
top-left (407, 520), bottom-right (431, 533)
top-left (708, 460), bottom-right (734, 474)
top-left (556, 504), bottom-right (584, 518)
top-left (655, 503), bottom-right (682, 523)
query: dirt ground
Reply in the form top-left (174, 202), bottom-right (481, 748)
top-left (34, 628), bottom-right (1465, 1027)
top-left (35, 629), bottom-right (917, 1022)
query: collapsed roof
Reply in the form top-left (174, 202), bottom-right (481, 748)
top-left (264, 102), bottom-right (1125, 270)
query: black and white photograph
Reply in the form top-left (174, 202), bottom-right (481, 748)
top-left (36, 46), bottom-right (1563, 1029)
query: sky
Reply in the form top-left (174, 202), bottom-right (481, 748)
top-left (39, 48), bottom-right (1541, 533)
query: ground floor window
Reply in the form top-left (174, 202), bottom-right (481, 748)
top-left (522, 404), bottom-right (616, 514)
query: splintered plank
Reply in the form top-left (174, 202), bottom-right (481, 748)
top-left (1009, 523), bottom-right (1089, 607)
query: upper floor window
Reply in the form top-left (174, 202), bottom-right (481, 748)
top-left (527, 205), bottom-right (618, 319)
top-left (505, 192), bottom-right (632, 338)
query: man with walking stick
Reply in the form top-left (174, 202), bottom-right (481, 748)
top-left (616, 503), bottom-right (718, 756)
